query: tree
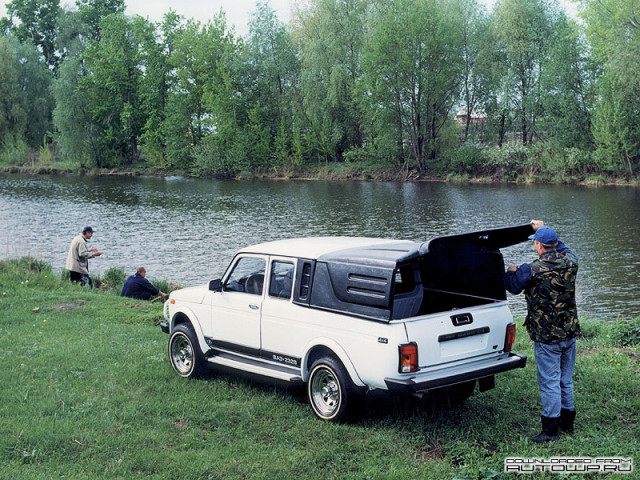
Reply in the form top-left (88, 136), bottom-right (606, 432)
top-left (75, 0), bottom-right (125, 41)
top-left (0, 36), bottom-right (28, 152)
top-left (540, 14), bottom-right (595, 149)
top-left (79, 14), bottom-right (145, 166)
top-left (362, 0), bottom-right (464, 171)
top-left (580, 0), bottom-right (640, 175)
top-left (292, 0), bottom-right (368, 162)
top-left (137, 11), bottom-right (182, 167)
top-left (0, 35), bottom-right (53, 151)
top-left (52, 55), bottom-right (102, 167)
top-left (455, 0), bottom-right (491, 143)
top-left (491, 0), bottom-right (555, 145)
top-left (4, 0), bottom-right (61, 69)
top-left (242, 1), bottom-right (300, 167)
top-left (165, 14), bottom-right (236, 169)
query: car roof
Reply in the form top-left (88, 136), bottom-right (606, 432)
top-left (238, 237), bottom-right (420, 264)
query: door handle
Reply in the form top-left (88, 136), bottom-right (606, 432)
top-left (249, 304), bottom-right (259, 310)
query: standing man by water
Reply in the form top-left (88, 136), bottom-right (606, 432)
top-left (121, 266), bottom-right (166, 301)
top-left (66, 226), bottom-right (102, 287)
top-left (505, 220), bottom-right (580, 443)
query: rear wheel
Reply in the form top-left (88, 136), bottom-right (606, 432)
top-left (307, 356), bottom-right (359, 422)
top-left (168, 323), bottom-right (207, 379)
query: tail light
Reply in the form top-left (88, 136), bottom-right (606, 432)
top-left (504, 323), bottom-right (516, 352)
top-left (399, 343), bottom-right (418, 373)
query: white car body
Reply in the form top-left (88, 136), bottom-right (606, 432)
top-left (163, 229), bottom-right (530, 421)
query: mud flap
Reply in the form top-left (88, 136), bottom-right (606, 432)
top-left (478, 375), bottom-right (495, 392)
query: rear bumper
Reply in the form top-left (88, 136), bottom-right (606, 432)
top-left (384, 352), bottom-right (527, 393)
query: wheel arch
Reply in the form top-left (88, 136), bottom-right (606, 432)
top-left (169, 307), bottom-right (209, 355)
top-left (302, 338), bottom-right (365, 388)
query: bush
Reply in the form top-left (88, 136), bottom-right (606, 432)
top-left (447, 144), bottom-right (485, 175)
top-left (97, 267), bottom-right (127, 293)
top-left (579, 318), bottom-right (606, 340)
top-left (610, 318), bottom-right (640, 347)
top-left (16, 256), bottom-right (52, 274)
top-left (193, 132), bottom-right (248, 178)
top-left (0, 135), bottom-right (30, 165)
top-left (483, 143), bottom-right (531, 178)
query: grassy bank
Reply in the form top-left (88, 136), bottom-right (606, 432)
top-left (1, 258), bottom-right (638, 479)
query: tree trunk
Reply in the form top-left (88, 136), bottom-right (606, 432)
top-left (131, 136), bottom-right (139, 163)
top-left (498, 111), bottom-right (506, 148)
top-left (521, 78), bottom-right (528, 145)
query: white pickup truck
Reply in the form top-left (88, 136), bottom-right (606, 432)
top-left (161, 225), bottom-right (530, 421)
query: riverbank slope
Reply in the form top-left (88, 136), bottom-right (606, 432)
top-left (2, 155), bottom-right (639, 186)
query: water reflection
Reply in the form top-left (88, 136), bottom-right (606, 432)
top-left (1, 173), bottom-right (638, 320)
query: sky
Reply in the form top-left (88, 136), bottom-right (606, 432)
top-left (0, 0), bottom-right (294, 36)
top-left (1, 0), bottom-right (578, 37)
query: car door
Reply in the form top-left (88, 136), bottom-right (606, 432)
top-left (210, 254), bottom-right (266, 354)
top-left (260, 258), bottom-right (302, 367)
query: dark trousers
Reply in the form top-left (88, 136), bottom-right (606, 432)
top-left (69, 271), bottom-right (93, 288)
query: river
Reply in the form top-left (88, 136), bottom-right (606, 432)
top-left (1, 173), bottom-right (638, 320)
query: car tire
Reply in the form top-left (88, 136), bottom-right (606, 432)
top-left (307, 356), bottom-right (359, 422)
top-left (168, 323), bottom-right (207, 379)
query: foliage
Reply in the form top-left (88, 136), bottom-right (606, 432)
top-left (78, 14), bottom-right (145, 167)
top-left (2, 0), bottom-right (640, 180)
top-left (362, 0), bottom-right (464, 171)
top-left (445, 143), bottom-right (486, 175)
top-left (75, 0), bottom-right (125, 42)
top-left (52, 56), bottom-right (100, 168)
top-left (97, 266), bottom-right (126, 292)
top-left (3, 0), bottom-right (61, 69)
top-left (491, 0), bottom-right (554, 145)
top-left (610, 318), bottom-right (640, 347)
top-left (0, 34), bottom-right (53, 154)
top-left (580, 0), bottom-right (640, 177)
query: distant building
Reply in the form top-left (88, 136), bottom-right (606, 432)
top-left (456, 112), bottom-right (487, 125)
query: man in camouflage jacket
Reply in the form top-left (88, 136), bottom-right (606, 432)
top-left (505, 220), bottom-right (580, 443)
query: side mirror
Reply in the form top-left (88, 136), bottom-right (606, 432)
top-left (209, 279), bottom-right (222, 292)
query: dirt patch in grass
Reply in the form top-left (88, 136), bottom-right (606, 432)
top-left (415, 441), bottom-right (446, 463)
top-left (51, 301), bottom-right (84, 310)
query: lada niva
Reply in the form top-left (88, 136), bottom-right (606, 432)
top-left (161, 225), bottom-right (532, 421)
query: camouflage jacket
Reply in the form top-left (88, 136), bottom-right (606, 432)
top-left (505, 241), bottom-right (580, 343)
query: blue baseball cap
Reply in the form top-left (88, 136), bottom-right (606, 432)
top-left (82, 226), bottom-right (95, 234)
top-left (529, 226), bottom-right (558, 246)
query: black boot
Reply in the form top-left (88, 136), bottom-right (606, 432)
top-left (531, 415), bottom-right (560, 443)
top-left (560, 408), bottom-right (576, 435)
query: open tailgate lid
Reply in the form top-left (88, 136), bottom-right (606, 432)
top-left (417, 223), bottom-right (534, 301)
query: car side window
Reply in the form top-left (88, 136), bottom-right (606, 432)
top-left (268, 261), bottom-right (294, 299)
top-left (224, 256), bottom-right (266, 295)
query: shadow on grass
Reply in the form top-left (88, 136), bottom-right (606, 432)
top-left (197, 360), bottom-right (482, 424)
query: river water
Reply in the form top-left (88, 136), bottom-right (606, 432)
top-left (1, 173), bottom-right (638, 320)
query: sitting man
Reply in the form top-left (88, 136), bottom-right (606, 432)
top-left (121, 266), bottom-right (167, 301)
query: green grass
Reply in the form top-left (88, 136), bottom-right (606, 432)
top-left (1, 258), bottom-right (638, 479)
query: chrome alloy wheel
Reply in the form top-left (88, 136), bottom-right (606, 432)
top-left (309, 366), bottom-right (342, 418)
top-left (170, 333), bottom-right (194, 375)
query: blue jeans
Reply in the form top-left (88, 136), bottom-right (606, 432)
top-left (534, 337), bottom-right (576, 418)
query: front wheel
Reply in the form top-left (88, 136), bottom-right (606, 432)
top-left (168, 323), bottom-right (207, 379)
top-left (307, 356), bottom-right (359, 422)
